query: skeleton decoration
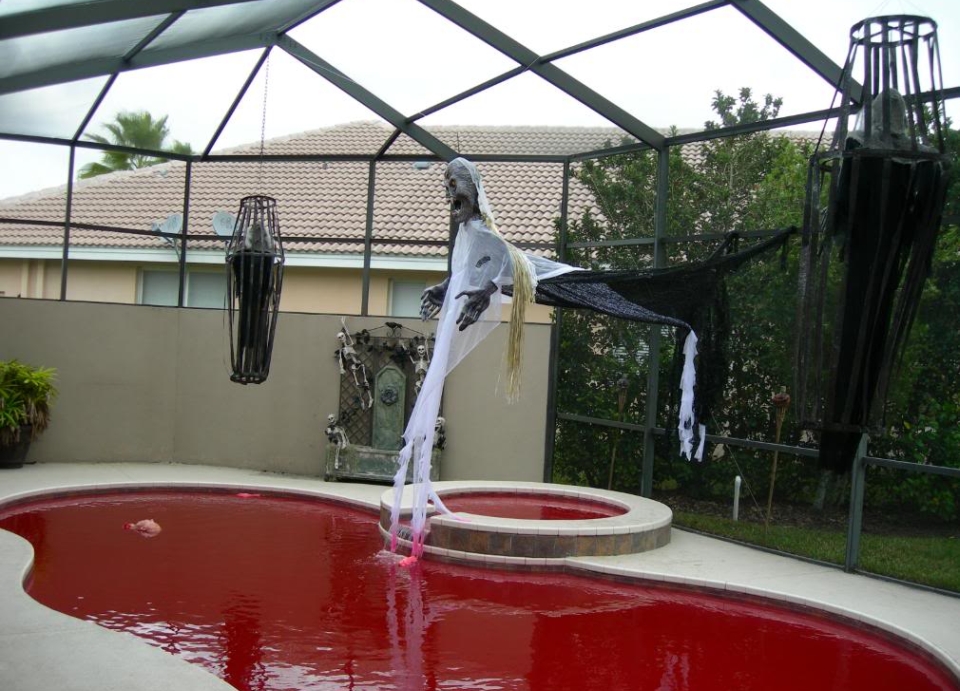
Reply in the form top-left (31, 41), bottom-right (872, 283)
top-left (410, 343), bottom-right (430, 396)
top-left (225, 195), bottom-right (284, 384)
top-left (794, 15), bottom-right (951, 473)
top-left (336, 317), bottom-right (373, 410)
top-left (324, 413), bottom-right (350, 469)
top-left (336, 320), bottom-right (360, 375)
top-left (434, 417), bottom-right (446, 451)
top-left (355, 363), bottom-right (373, 410)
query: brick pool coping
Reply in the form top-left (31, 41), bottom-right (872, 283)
top-left (379, 480), bottom-right (673, 563)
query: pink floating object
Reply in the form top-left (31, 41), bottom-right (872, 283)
top-left (398, 555), bottom-right (418, 568)
top-left (123, 519), bottom-right (162, 538)
top-left (235, 493), bottom-right (261, 498)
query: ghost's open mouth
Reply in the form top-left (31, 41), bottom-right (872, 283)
top-left (452, 198), bottom-right (463, 215)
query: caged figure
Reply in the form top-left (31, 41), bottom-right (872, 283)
top-left (228, 204), bottom-right (282, 383)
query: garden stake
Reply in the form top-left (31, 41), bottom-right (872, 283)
top-left (765, 389), bottom-right (791, 531)
top-left (607, 375), bottom-right (629, 490)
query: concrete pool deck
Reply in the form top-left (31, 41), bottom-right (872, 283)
top-left (1, 462), bottom-right (958, 691)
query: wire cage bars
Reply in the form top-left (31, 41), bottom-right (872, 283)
top-left (225, 195), bottom-right (285, 384)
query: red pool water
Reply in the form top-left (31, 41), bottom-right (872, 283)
top-left (442, 492), bottom-right (625, 520)
top-left (1, 490), bottom-right (956, 691)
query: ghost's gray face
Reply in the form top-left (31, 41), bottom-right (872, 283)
top-left (444, 160), bottom-right (479, 225)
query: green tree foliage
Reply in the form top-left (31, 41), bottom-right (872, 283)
top-left (698, 88), bottom-right (790, 236)
top-left (552, 134), bottom-right (701, 491)
top-left (552, 88), bottom-right (959, 521)
top-left (79, 110), bottom-right (194, 179)
top-left (664, 89), bottom-right (812, 502)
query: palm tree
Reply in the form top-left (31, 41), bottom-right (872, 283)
top-left (79, 110), bottom-right (194, 179)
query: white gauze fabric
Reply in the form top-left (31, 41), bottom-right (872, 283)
top-left (678, 330), bottom-right (700, 461)
top-left (389, 218), bottom-right (511, 556)
top-left (389, 159), bottom-right (577, 557)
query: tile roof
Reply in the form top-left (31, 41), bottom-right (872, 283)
top-left (0, 121), bottom-right (817, 258)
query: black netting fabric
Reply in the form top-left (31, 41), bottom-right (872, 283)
top-left (531, 279), bottom-right (691, 328)
top-left (509, 227), bottom-right (797, 424)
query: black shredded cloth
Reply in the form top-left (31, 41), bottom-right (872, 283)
top-left (807, 151), bottom-right (949, 472)
top-left (508, 226), bottom-right (797, 424)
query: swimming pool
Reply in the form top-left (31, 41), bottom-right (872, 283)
top-left (1, 487), bottom-right (956, 691)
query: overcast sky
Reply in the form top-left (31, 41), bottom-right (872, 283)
top-left (1, 0), bottom-right (958, 200)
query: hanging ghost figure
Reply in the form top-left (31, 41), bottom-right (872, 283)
top-left (390, 158), bottom-right (581, 561)
top-left (390, 158), bottom-right (704, 561)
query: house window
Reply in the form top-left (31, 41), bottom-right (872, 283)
top-left (187, 272), bottom-right (228, 308)
top-left (140, 269), bottom-right (227, 308)
top-left (140, 270), bottom-right (179, 306)
top-left (389, 280), bottom-right (426, 318)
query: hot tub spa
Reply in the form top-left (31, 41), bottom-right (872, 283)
top-left (381, 481), bottom-right (672, 560)
top-left (1, 487), bottom-right (957, 691)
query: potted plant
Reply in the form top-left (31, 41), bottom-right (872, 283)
top-left (0, 360), bottom-right (57, 468)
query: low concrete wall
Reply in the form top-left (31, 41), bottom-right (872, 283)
top-left (0, 297), bottom-right (551, 481)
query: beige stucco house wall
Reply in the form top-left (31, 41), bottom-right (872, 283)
top-left (0, 257), bottom-right (554, 323)
top-left (0, 257), bottom-right (442, 313)
top-left (0, 259), bottom-right (62, 300)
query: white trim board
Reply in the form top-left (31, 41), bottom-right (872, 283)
top-left (0, 246), bottom-right (447, 272)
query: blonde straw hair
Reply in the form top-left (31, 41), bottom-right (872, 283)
top-left (483, 211), bottom-right (536, 402)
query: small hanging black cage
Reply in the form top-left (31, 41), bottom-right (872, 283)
top-left (225, 195), bottom-right (285, 384)
top-left (795, 15), bottom-right (952, 471)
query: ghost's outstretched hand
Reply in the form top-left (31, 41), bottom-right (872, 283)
top-left (455, 281), bottom-right (499, 331)
top-left (420, 278), bottom-right (450, 321)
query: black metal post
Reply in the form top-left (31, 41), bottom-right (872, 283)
top-left (543, 160), bottom-right (570, 482)
top-left (177, 161), bottom-right (192, 307)
top-left (59, 146), bottom-right (76, 301)
top-left (641, 147), bottom-right (670, 497)
top-left (361, 160), bottom-right (375, 316)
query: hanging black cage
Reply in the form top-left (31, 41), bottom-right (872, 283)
top-left (226, 195), bottom-right (285, 384)
top-left (795, 16), bottom-right (952, 471)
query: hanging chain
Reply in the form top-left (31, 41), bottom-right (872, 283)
top-left (257, 52), bottom-right (270, 191)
